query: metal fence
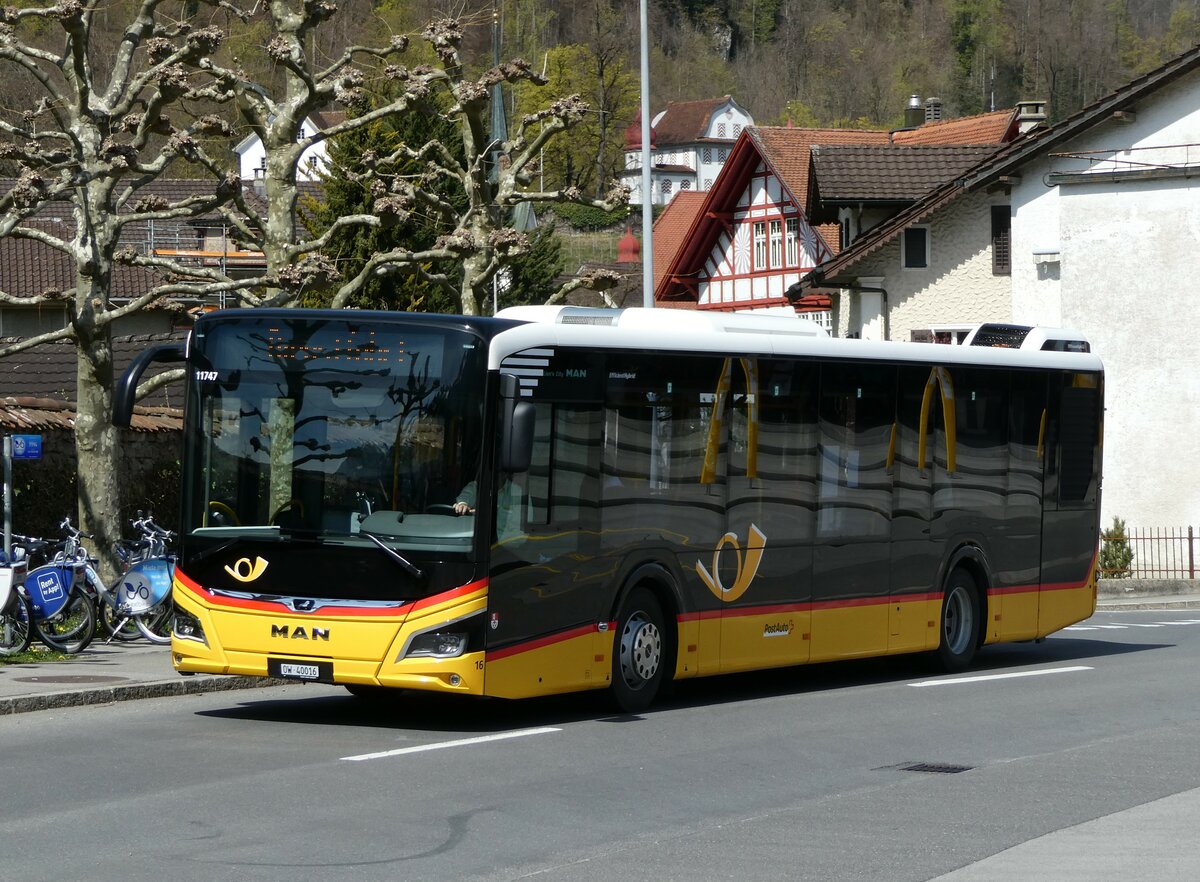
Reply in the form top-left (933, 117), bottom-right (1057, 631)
top-left (1099, 526), bottom-right (1197, 580)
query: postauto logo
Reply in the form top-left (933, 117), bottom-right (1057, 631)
top-left (37, 571), bottom-right (64, 602)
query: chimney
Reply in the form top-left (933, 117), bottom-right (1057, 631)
top-left (1016, 100), bottom-right (1048, 134)
top-left (924, 97), bottom-right (943, 123)
top-left (904, 94), bottom-right (923, 129)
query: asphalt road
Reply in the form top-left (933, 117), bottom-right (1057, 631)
top-left (3, 609), bottom-right (1200, 882)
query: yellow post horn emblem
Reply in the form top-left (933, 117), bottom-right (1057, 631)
top-left (224, 556), bottom-right (269, 583)
top-left (696, 524), bottom-right (767, 603)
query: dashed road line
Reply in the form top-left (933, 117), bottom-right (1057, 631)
top-left (341, 726), bottom-right (562, 762)
top-left (909, 666), bottom-right (1093, 688)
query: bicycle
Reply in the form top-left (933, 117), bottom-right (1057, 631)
top-left (12, 533), bottom-right (96, 654)
top-left (0, 549), bottom-right (33, 656)
top-left (54, 516), bottom-right (141, 643)
top-left (113, 513), bottom-right (176, 645)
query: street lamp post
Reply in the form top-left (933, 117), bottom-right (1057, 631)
top-left (640, 0), bottom-right (653, 308)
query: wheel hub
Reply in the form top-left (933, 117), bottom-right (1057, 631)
top-left (620, 612), bottom-right (662, 689)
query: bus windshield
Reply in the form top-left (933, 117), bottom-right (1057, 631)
top-left (183, 316), bottom-right (486, 555)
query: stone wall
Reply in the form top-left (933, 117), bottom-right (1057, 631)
top-left (7, 427), bottom-right (181, 539)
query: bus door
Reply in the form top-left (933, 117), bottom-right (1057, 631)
top-left (1039, 371), bottom-right (1102, 634)
top-left (1000, 370), bottom-right (1048, 640)
top-left (716, 358), bottom-right (816, 673)
top-left (811, 362), bottom-right (896, 661)
top-left (889, 366), bottom-right (940, 653)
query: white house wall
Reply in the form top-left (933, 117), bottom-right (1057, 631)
top-left (1007, 72), bottom-right (1200, 527)
top-left (832, 195), bottom-right (1010, 340)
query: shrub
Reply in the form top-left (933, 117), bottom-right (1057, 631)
top-left (1099, 516), bottom-right (1134, 579)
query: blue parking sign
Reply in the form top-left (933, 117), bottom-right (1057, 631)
top-left (12, 434), bottom-right (42, 460)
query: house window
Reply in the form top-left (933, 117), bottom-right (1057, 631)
top-left (704, 178), bottom-right (713, 189)
top-left (992, 205), bottom-right (1011, 275)
top-left (902, 226), bottom-right (930, 269)
top-left (733, 124), bottom-right (742, 138)
top-left (661, 179), bottom-right (672, 195)
top-left (718, 149), bottom-right (727, 162)
top-left (769, 220), bottom-right (783, 268)
top-left (702, 147), bottom-right (712, 164)
top-left (681, 180), bottom-right (692, 190)
top-left (718, 122), bottom-right (727, 138)
top-left (754, 222), bottom-right (767, 269)
top-left (786, 218), bottom-right (799, 265)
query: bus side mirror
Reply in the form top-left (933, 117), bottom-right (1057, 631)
top-left (499, 374), bottom-right (535, 472)
top-left (113, 342), bottom-right (187, 427)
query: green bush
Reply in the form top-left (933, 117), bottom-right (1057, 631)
top-left (1099, 516), bottom-right (1134, 579)
top-left (550, 202), bottom-right (630, 230)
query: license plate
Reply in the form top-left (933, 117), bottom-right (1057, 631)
top-left (268, 658), bottom-right (333, 683)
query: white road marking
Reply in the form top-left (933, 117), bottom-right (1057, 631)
top-left (341, 726), bottom-right (561, 762)
top-left (1110, 622), bottom-right (1170, 628)
top-left (909, 666), bottom-right (1093, 688)
top-left (1155, 620), bottom-right (1200, 625)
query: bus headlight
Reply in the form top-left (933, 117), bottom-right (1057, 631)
top-left (173, 603), bottom-right (207, 646)
top-left (406, 630), bottom-right (468, 659)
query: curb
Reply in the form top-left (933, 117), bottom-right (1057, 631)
top-left (1096, 598), bottom-right (1200, 611)
top-left (0, 674), bottom-right (287, 716)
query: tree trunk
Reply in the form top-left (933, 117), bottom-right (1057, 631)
top-left (73, 302), bottom-right (123, 585)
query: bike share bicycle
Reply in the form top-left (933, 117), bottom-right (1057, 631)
top-left (55, 515), bottom-right (141, 642)
top-left (113, 513), bottom-right (176, 645)
top-left (0, 547), bottom-right (32, 656)
top-left (7, 532), bottom-right (96, 654)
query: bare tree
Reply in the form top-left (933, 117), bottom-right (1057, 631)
top-left (316, 17), bottom-right (627, 315)
top-left (0, 0), bottom-right (246, 572)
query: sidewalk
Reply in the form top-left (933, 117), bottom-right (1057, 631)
top-left (0, 641), bottom-right (282, 715)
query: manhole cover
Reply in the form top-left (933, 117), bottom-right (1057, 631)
top-left (12, 675), bottom-right (130, 685)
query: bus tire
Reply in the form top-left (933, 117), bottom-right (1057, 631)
top-left (611, 587), bottom-right (667, 713)
top-left (937, 569), bottom-right (980, 672)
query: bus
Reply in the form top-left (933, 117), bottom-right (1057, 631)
top-left (114, 305), bottom-right (1103, 711)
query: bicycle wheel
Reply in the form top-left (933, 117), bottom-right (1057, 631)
top-left (34, 588), bottom-right (96, 654)
top-left (134, 603), bottom-right (173, 645)
top-left (0, 592), bottom-right (33, 656)
top-left (97, 592), bottom-right (141, 642)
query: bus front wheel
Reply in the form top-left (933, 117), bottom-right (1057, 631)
top-left (611, 587), bottom-right (667, 713)
top-left (937, 570), bottom-right (980, 672)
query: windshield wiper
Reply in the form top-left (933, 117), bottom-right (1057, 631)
top-left (362, 531), bottom-right (424, 579)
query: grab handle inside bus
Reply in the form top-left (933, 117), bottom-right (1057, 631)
top-left (499, 373), bottom-right (535, 472)
top-left (113, 342), bottom-right (187, 428)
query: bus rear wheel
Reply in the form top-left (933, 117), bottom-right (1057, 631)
top-left (611, 587), bottom-right (667, 713)
top-left (937, 570), bottom-right (980, 672)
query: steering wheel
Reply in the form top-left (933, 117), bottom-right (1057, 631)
top-left (425, 504), bottom-right (457, 515)
top-left (270, 499), bottom-right (305, 524)
top-left (207, 500), bottom-right (241, 527)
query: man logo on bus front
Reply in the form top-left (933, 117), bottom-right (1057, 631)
top-left (695, 525), bottom-right (767, 603)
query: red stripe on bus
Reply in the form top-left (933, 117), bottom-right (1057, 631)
top-left (487, 623), bottom-right (601, 661)
top-left (174, 568), bottom-right (485, 617)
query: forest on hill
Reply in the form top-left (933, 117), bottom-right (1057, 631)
top-left (2, 1), bottom-right (1196, 201)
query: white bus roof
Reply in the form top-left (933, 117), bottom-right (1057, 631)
top-left (496, 305), bottom-right (829, 338)
top-left (490, 307), bottom-right (1103, 374)
top-left (962, 322), bottom-right (1091, 353)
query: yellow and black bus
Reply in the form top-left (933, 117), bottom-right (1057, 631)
top-left (114, 305), bottom-right (1103, 711)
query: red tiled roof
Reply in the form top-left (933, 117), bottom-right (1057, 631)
top-left (652, 191), bottom-right (707, 292)
top-left (650, 97), bottom-right (735, 147)
top-left (749, 127), bottom-right (891, 213)
top-left (892, 108), bottom-right (1016, 145)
